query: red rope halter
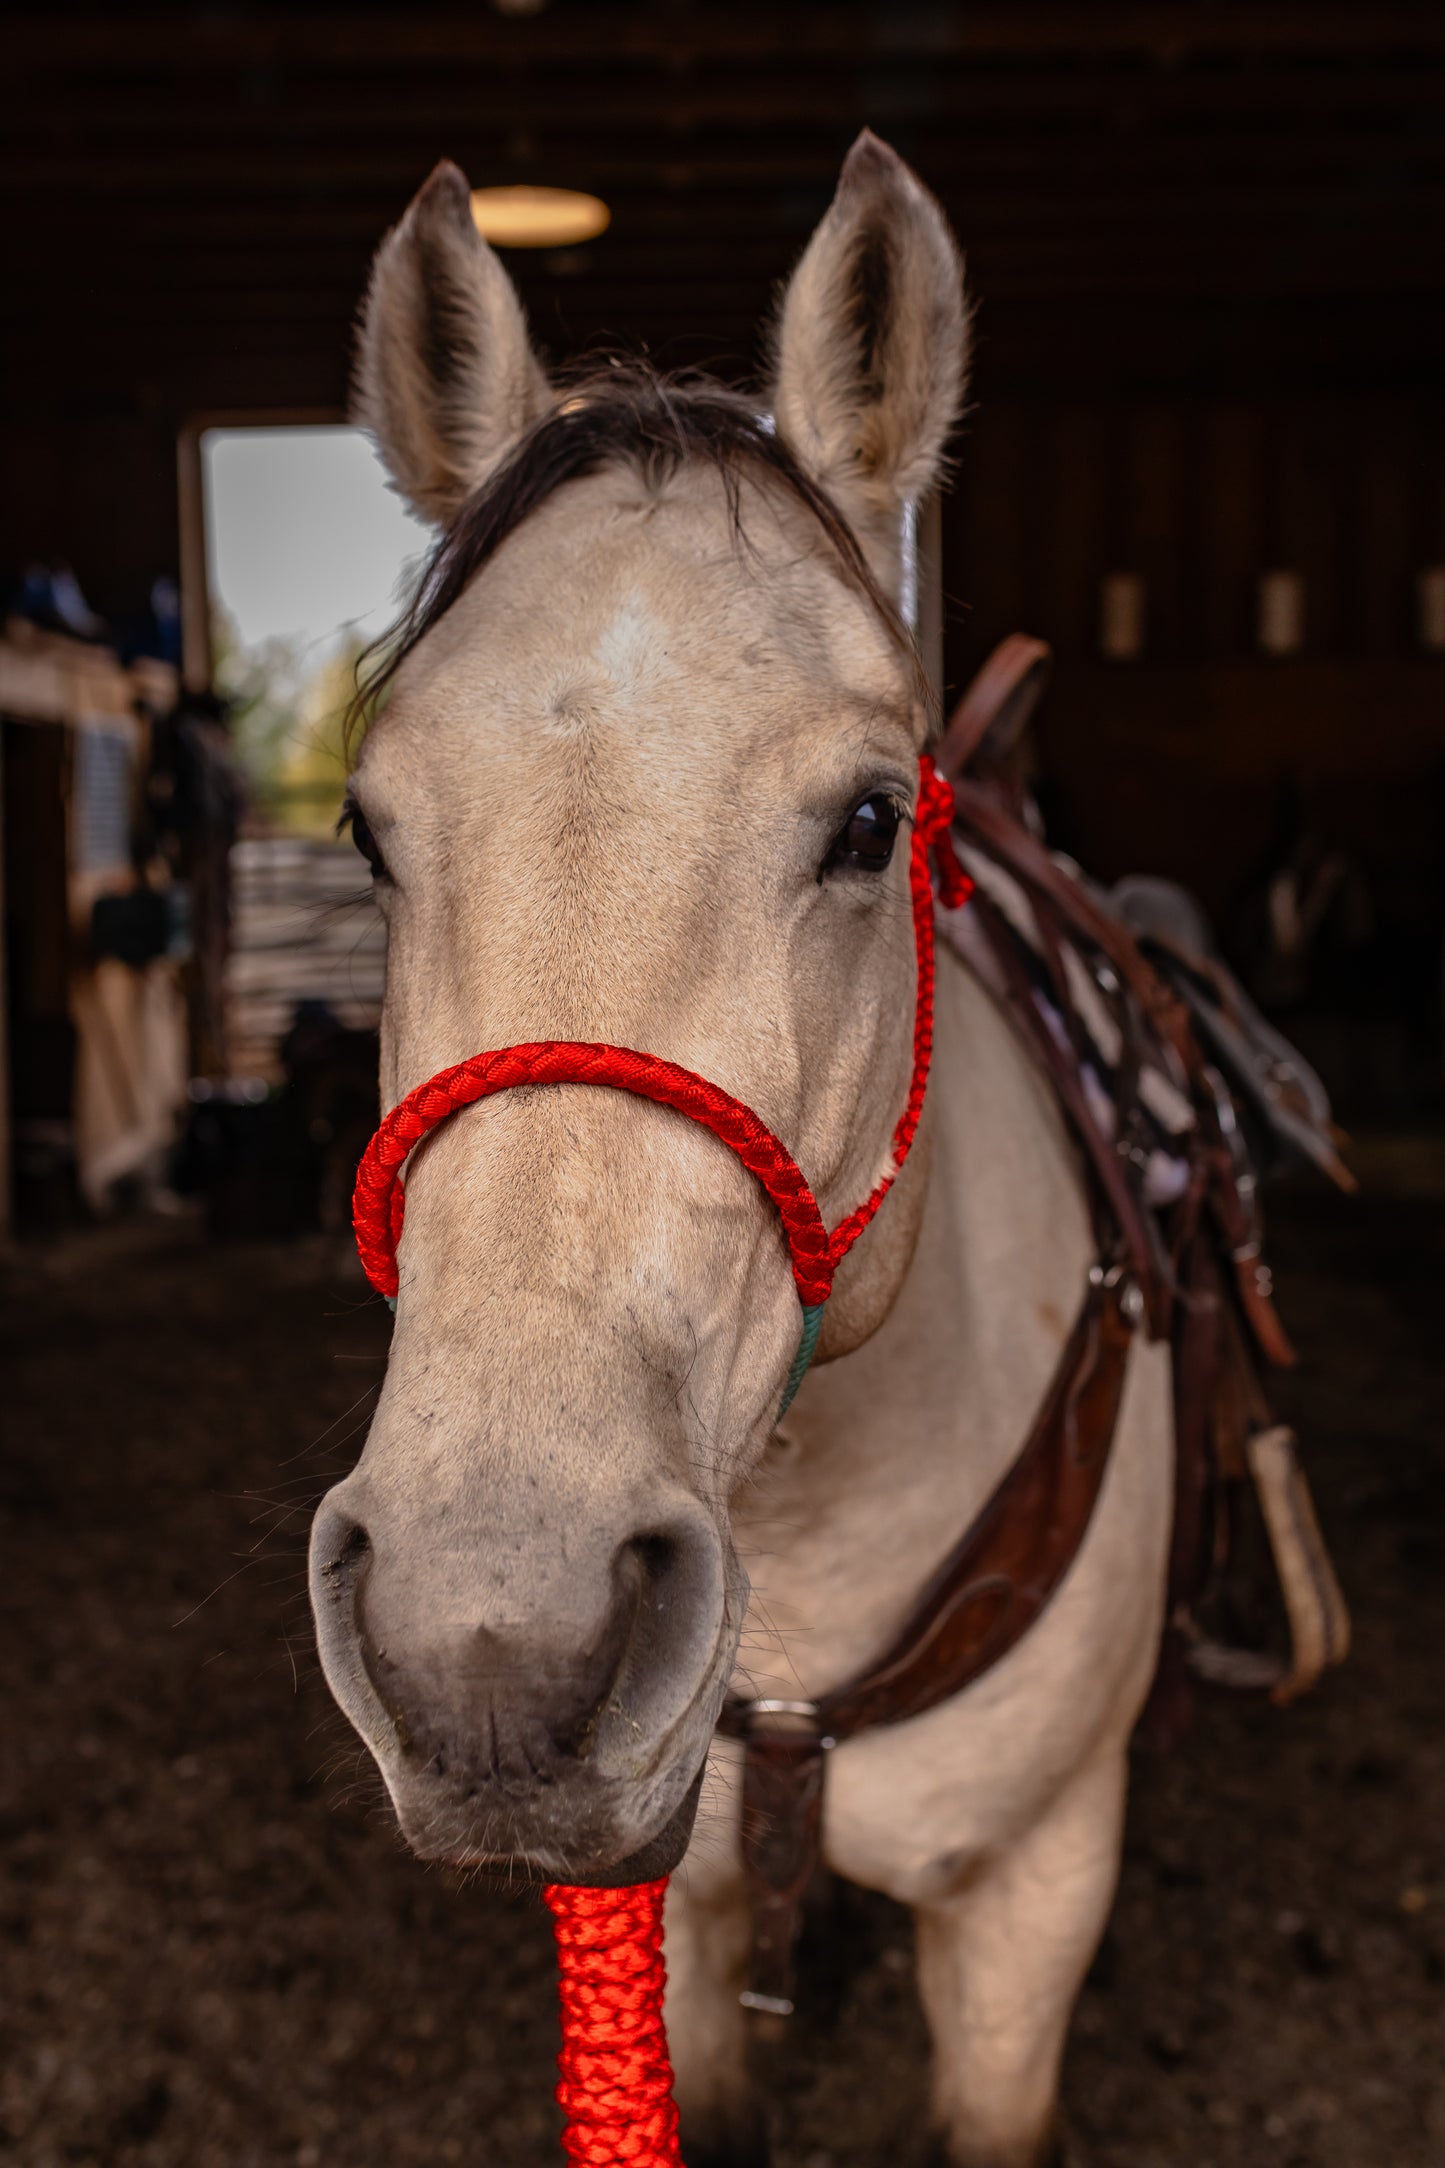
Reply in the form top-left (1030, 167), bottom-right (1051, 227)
top-left (351, 752), bottom-right (969, 2164)
top-left (353, 756), bottom-right (966, 1308)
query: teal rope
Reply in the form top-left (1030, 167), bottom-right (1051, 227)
top-left (777, 1303), bottom-right (826, 1418)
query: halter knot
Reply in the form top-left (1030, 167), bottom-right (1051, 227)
top-left (917, 760), bottom-right (971, 907)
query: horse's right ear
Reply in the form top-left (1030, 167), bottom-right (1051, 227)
top-left (353, 161), bottom-right (551, 527)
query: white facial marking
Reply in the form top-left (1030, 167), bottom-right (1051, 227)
top-left (539, 593), bottom-right (669, 736)
top-left (593, 595), bottom-right (666, 708)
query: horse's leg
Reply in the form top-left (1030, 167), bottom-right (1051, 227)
top-left (665, 1764), bottom-right (769, 2168)
top-left (913, 1747), bottom-right (1126, 2168)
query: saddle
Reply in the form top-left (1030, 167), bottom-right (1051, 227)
top-left (721, 635), bottom-right (1351, 2021)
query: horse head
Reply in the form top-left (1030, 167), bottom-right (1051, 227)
top-left (308, 132), bottom-right (968, 1881)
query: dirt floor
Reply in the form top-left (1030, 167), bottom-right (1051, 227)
top-left (2, 1132), bottom-right (1442, 2168)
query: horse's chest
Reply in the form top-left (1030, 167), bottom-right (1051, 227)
top-left (728, 1332), bottom-right (1174, 1905)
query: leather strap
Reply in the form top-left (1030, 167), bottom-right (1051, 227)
top-left (948, 773), bottom-right (1301, 1367)
top-left (950, 775), bottom-right (1191, 1050)
top-left (938, 635), bottom-right (1052, 782)
top-left (735, 1733), bottom-right (826, 2022)
top-left (719, 1272), bottom-right (1136, 2013)
top-left (816, 1273), bottom-right (1134, 1739)
top-left (962, 881), bottom-right (1170, 1321)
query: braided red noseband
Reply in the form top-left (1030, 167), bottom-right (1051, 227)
top-left (351, 752), bottom-right (969, 2165)
top-left (353, 755), bottom-right (967, 1338)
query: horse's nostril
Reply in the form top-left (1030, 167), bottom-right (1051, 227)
top-left (327, 1521), bottom-right (370, 1577)
top-left (604, 1516), bottom-right (725, 1746)
top-left (623, 1532), bottom-right (684, 1623)
top-left (612, 1531), bottom-right (665, 1599)
top-left (314, 1503), bottom-right (371, 1601)
top-left (632, 1532), bottom-right (678, 1583)
top-left (308, 1490), bottom-right (395, 1752)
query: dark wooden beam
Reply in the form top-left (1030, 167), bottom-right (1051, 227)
top-left (10, 5), bottom-right (1445, 73)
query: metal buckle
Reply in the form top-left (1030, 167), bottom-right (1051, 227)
top-left (1088, 1260), bottom-right (1144, 1327)
top-left (731, 1697), bottom-right (835, 1749)
top-left (739, 1988), bottom-right (795, 2017)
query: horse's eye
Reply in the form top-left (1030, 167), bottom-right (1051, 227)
top-left (823, 794), bottom-right (903, 879)
top-left (344, 804), bottom-right (388, 881)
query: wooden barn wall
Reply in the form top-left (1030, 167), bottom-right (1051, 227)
top-left (2, 4), bottom-right (1442, 958)
top-left (943, 392), bottom-right (1445, 930)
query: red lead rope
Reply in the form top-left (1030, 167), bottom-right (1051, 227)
top-left (350, 754), bottom-right (969, 2164)
top-left (545, 1882), bottom-right (680, 2166)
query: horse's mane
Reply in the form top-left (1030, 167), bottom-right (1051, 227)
top-left (347, 358), bottom-right (913, 748)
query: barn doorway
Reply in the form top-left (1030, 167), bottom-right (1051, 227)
top-left (196, 423), bottom-right (426, 1080)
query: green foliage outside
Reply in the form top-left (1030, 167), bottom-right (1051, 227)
top-left (211, 605), bottom-right (372, 836)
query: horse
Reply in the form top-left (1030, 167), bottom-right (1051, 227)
top-left (308, 132), bottom-right (1174, 2168)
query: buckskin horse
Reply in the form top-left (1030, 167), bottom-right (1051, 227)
top-left (308, 134), bottom-right (1197, 2167)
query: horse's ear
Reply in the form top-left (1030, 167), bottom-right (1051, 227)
top-left (353, 160), bottom-right (551, 526)
top-left (771, 132), bottom-right (968, 582)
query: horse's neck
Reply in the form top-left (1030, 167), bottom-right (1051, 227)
top-left (731, 945), bottom-right (1095, 1700)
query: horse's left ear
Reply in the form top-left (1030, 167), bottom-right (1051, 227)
top-left (771, 131), bottom-right (968, 587)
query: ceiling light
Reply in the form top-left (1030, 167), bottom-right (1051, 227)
top-left (469, 186), bottom-right (610, 249)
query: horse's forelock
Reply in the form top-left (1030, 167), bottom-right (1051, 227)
top-left (346, 360), bottom-right (917, 752)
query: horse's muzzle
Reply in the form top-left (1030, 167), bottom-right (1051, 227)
top-left (307, 1475), bottom-right (730, 1876)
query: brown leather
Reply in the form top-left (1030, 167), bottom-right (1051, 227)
top-left (719, 1275), bottom-right (1136, 2016)
top-left (938, 635), bottom-right (1053, 782)
top-left (951, 774), bottom-right (1189, 1044)
top-left (950, 766), bottom-right (1304, 1369)
top-left (1166, 1233), bottom-right (1225, 1613)
top-left (735, 1733), bottom-right (826, 2019)
top-left (964, 882), bottom-right (1173, 1330)
top-left (815, 1275), bottom-right (1134, 1739)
